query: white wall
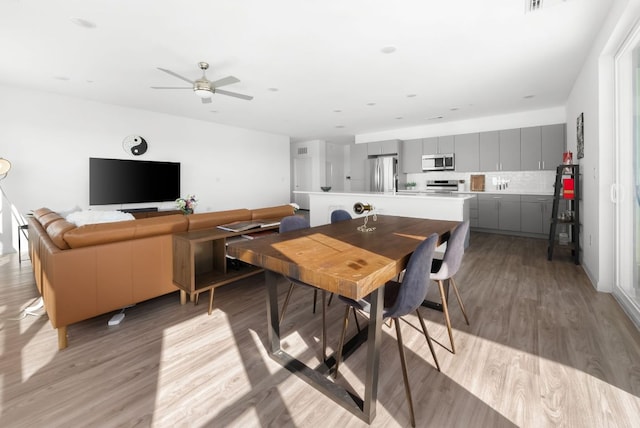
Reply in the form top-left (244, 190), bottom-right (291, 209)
top-left (0, 84), bottom-right (290, 254)
top-left (565, 0), bottom-right (636, 292)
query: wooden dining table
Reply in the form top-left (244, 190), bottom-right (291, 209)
top-left (226, 214), bottom-right (460, 424)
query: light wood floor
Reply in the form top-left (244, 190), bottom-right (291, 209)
top-left (1, 232), bottom-right (640, 427)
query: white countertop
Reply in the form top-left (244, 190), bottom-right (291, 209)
top-left (297, 190), bottom-right (476, 200)
top-left (396, 189), bottom-right (554, 196)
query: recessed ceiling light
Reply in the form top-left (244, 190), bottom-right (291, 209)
top-left (53, 76), bottom-right (70, 81)
top-left (395, 117), bottom-right (403, 120)
top-left (427, 116), bottom-right (444, 120)
top-left (450, 107), bottom-right (459, 111)
top-left (380, 46), bottom-right (396, 54)
top-left (333, 109), bottom-right (342, 113)
top-left (70, 17), bottom-right (97, 28)
top-left (210, 110), bottom-right (218, 113)
top-left (268, 87), bottom-right (279, 92)
top-left (406, 94), bottom-right (417, 98)
top-left (335, 125), bottom-right (345, 128)
top-left (523, 94), bottom-right (535, 99)
top-left (367, 102), bottom-right (376, 106)
top-left (86, 80), bottom-right (94, 83)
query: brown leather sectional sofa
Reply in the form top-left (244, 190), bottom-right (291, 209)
top-left (28, 204), bottom-right (295, 349)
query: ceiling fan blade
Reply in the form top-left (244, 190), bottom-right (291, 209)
top-left (157, 67), bottom-right (194, 85)
top-left (150, 86), bottom-right (192, 89)
top-left (201, 97), bottom-right (212, 104)
top-left (215, 89), bottom-right (253, 100)
top-left (210, 76), bottom-right (240, 88)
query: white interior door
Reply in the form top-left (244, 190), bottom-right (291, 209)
top-left (614, 25), bottom-right (640, 326)
top-left (293, 157), bottom-right (312, 210)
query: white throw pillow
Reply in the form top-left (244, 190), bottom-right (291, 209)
top-left (66, 210), bottom-right (135, 227)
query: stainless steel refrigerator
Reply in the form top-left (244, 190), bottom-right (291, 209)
top-left (369, 155), bottom-right (398, 192)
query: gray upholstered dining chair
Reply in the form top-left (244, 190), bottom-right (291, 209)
top-left (278, 215), bottom-right (328, 360)
top-left (330, 209), bottom-right (352, 223)
top-left (333, 233), bottom-right (440, 428)
top-left (429, 220), bottom-right (470, 354)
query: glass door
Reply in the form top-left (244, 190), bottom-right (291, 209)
top-left (614, 27), bottom-right (640, 324)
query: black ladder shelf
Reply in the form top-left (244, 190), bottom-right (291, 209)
top-left (547, 164), bottom-right (580, 264)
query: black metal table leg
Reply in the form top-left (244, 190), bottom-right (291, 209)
top-left (263, 270), bottom-right (381, 424)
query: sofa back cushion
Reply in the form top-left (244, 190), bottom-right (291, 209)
top-left (38, 212), bottom-right (64, 229)
top-left (46, 219), bottom-right (77, 250)
top-left (188, 209), bottom-right (252, 231)
top-left (64, 215), bottom-right (188, 248)
top-left (251, 205), bottom-right (295, 220)
top-left (33, 207), bottom-right (54, 219)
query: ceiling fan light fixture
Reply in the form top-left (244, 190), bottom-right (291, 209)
top-left (194, 88), bottom-right (212, 98)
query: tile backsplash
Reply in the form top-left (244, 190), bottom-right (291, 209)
top-left (405, 170), bottom-right (556, 194)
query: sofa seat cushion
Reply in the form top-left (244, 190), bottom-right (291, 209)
top-left (188, 209), bottom-right (252, 231)
top-left (46, 219), bottom-right (77, 250)
top-left (251, 204), bottom-right (295, 220)
top-left (64, 215), bottom-right (188, 248)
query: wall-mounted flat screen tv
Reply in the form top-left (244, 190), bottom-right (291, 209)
top-left (90, 157), bottom-right (180, 205)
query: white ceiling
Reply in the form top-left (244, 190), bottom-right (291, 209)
top-left (0, 0), bottom-right (614, 144)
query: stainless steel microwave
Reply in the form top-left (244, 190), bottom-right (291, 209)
top-left (422, 153), bottom-right (455, 171)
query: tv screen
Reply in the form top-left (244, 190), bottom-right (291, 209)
top-left (89, 158), bottom-right (180, 205)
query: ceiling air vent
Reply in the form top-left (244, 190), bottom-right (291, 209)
top-left (297, 147), bottom-right (308, 155)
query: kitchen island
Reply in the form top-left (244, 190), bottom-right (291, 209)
top-left (296, 190), bottom-right (474, 231)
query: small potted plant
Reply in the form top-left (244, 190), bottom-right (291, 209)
top-left (176, 194), bottom-right (198, 214)
top-left (405, 182), bottom-right (417, 190)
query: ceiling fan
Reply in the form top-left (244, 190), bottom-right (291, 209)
top-left (151, 62), bottom-right (253, 103)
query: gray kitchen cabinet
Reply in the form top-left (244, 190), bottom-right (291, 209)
top-left (454, 133), bottom-right (479, 172)
top-left (467, 194), bottom-right (479, 228)
top-left (499, 128), bottom-right (521, 171)
top-left (349, 143), bottom-right (368, 191)
top-left (479, 129), bottom-right (520, 171)
top-left (423, 136), bottom-right (454, 154)
top-left (521, 126), bottom-right (541, 171)
top-left (367, 139), bottom-right (399, 156)
top-left (521, 195), bottom-right (553, 234)
top-left (521, 124), bottom-right (565, 171)
top-left (479, 131), bottom-right (500, 171)
top-left (477, 193), bottom-right (521, 231)
top-left (541, 124), bottom-right (565, 171)
top-left (400, 138), bottom-right (423, 173)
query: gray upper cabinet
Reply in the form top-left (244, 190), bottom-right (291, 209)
top-left (479, 131), bottom-right (500, 171)
top-left (521, 126), bottom-right (541, 171)
top-left (423, 136), bottom-right (454, 154)
top-left (367, 139), bottom-right (399, 156)
top-left (400, 138), bottom-right (423, 173)
top-left (521, 124), bottom-right (565, 171)
top-left (454, 133), bottom-right (479, 172)
top-left (499, 128), bottom-right (521, 171)
top-left (541, 124), bottom-right (565, 170)
top-left (479, 129), bottom-right (520, 171)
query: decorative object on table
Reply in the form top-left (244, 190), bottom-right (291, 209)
top-left (405, 181), bottom-right (417, 190)
top-left (321, 186), bottom-right (332, 192)
top-left (577, 112), bottom-right (584, 159)
top-left (122, 135), bottom-right (148, 156)
top-left (353, 202), bottom-right (376, 232)
top-left (176, 194), bottom-right (197, 214)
